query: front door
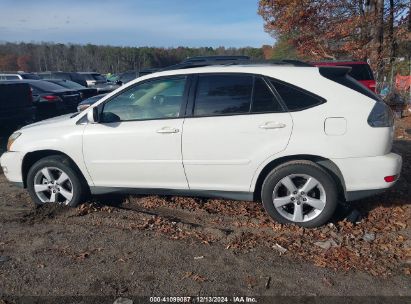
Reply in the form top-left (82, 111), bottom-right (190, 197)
top-left (83, 76), bottom-right (189, 190)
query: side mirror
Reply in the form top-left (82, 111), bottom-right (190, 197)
top-left (87, 107), bottom-right (99, 123)
top-left (77, 104), bottom-right (91, 112)
top-left (100, 112), bottom-right (121, 123)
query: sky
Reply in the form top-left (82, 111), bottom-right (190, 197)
top-left (0, 0), bottom-right (273, 48)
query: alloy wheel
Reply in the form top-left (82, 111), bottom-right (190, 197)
top-left (33, 167), bottom-right (74, 205)
top-left (272, 174), bottom-right (326, 223)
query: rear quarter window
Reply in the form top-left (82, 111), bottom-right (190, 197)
top-left (268, 78), bottom-right (326, 111)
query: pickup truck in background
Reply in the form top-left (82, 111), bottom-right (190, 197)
top-left (0, 81), bottom-right (35, 128)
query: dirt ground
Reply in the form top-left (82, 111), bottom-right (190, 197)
top-left (0, 118), bottom-right (410, 301)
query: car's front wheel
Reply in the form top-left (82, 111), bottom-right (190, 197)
top-left (261, 161), bottom-right (338, 228)
top-left (27, 155), bottom-right (87, 207)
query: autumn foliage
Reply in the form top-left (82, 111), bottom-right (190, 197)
top-left (258, 0), bottom-right (410, 65)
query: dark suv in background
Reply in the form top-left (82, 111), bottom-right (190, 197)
top-left (0, 81), bottom-right (35, 128)
top-left (0, 72), bottom-right (40, 80)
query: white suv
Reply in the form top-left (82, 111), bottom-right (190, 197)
top-left (0, 64), bottom-right (402, 227)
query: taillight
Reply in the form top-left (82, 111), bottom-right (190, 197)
top-left (41, 95), bottom-right (62, 102)
top-left (368, 82), bottom-right (376, 92)
top-left (367, 101), bottom-right (394, 127)
top-left (384, 175), bottom-right (397, 183)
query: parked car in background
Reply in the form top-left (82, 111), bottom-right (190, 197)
top-left (45, 79), bottom-right (98, 100)
top-left (0, 81), bottom-right (35, 128)
top-left (312, 61), bottom-right (376, 92)
top-left (0, 72), bottom-right (40, 80)
top-left (76, 72), bottom-right (107, 87)
top-left (37, 71), bottom-right (102, 86)
top-left (93, 81), bottom-right (120, 94)
top-left (77, 94), bottom-right (106, 112)
top-left (0, 61), bottom-right (401, 228)
top-left (116, 68), bottom-right (158, 85)
top-left (20, 80), bottom-right (81, 119)
top-left (37, 71), bottom-right (119, 93)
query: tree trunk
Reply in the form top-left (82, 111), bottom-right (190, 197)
top-left (388, 0), bottom-right (396, 62)
top-left (408, 0), bottom-right (411, 32)
top-left (376, 0), bottom-right (384, 61)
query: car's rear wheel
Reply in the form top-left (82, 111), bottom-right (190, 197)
top-left (27, 155), bottom-right (87, 207)
top-left (261, 161), bottom-right (338, 228)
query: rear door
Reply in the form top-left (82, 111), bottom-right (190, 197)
top-left (182, 74), bottom-right (293, 192)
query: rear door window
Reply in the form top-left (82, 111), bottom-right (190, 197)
top-left (269, 79), bottom-right (326, 111)
top-left (252, 77), bottom-right (283, 113)
top-left (193, 74), bottom-right (252, 116)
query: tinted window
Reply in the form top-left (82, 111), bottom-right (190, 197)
top-left (82, 73), bottom-right (105, 81)
top-left (269, 79), bottom-right (325, 111)
top-left (4, 75), bottom-right (20, 80)
top-left (36, 73), bottom-right (51, 79)
top-left (54, 80), bottom-right (86, 89)
top-left (30, 81), bottom-right (67, 92)
top-left (92, 74), bottom-right (106, 81)
top-left (21, 73), bottom-right (40, 80)
top-left (54, 73), bottom-right (72, 80)
top-left (120, 72), bottom-right (137, 83)
top-left (103, 77), bottom-right (186, 121)
top-left (252, 77), bottom-right (283, 113)
top-left (194, 74), bottom-right (252, 116)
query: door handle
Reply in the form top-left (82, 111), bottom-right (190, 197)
top-left (259, 122), bottom-right (286, 129)
top-left (156, 127), bottom-right (180, 134)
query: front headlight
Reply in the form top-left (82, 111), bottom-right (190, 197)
top-left (7, 132), bottom-right (22, 151)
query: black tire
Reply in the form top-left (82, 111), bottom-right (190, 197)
top-left (261, 160), bottom-right (338, 228)
top-left (27, 155), bottom-right (87, 207)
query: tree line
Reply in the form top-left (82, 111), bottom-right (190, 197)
top-left (0, 43), bottom-right (268, 73)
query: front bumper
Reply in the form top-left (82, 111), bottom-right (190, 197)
top-left (332, 153), bottom-right (402, 201)
top-left (0, 151), bottom-right (24, 184)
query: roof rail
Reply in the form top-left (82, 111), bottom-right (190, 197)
top-left (159, 58), bottom-right (313, 71)
top-left (182, 55), bottom-right (251, 63)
